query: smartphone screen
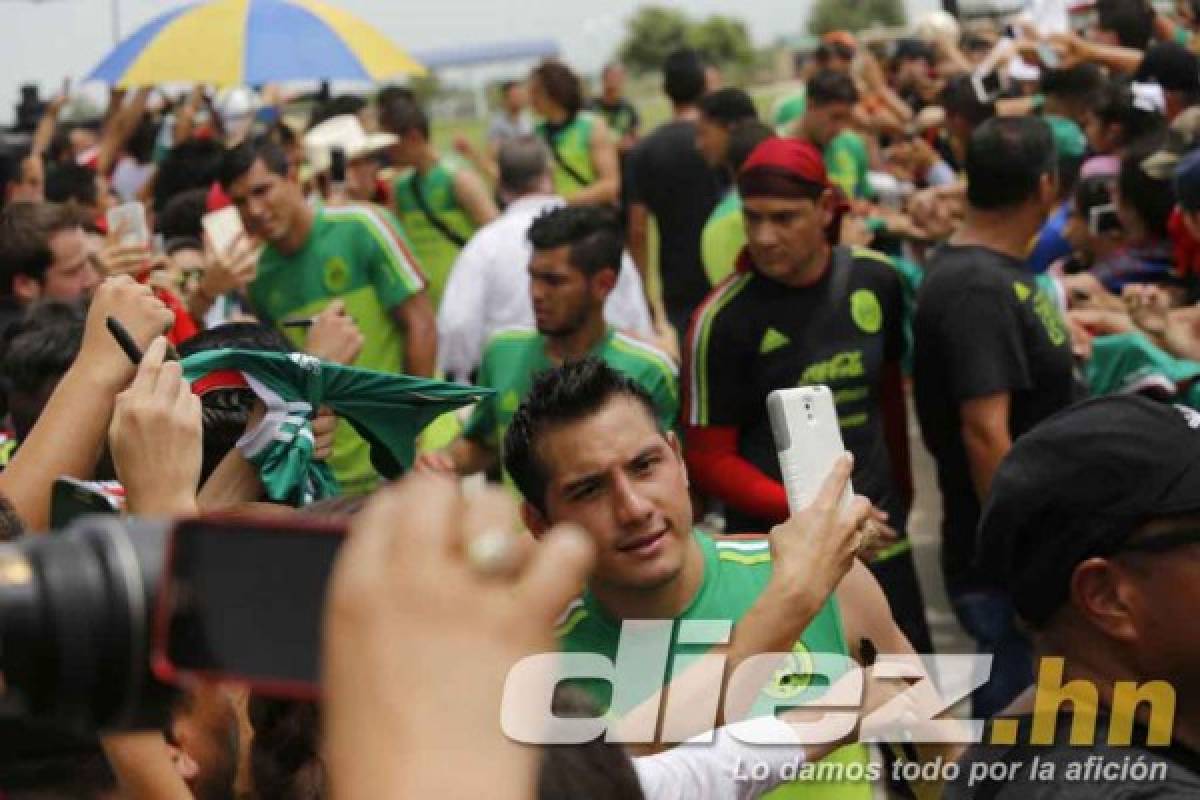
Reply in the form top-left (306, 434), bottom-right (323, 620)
top-left (153, 517), bottom-right (347, 696)
top-left (201, 207), bottom-right (245, 258)
top-left (106, 202), bottom-right (149, 247)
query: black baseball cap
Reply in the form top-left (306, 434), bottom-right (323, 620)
top-left (978, 395), bottom-right (1200, 626)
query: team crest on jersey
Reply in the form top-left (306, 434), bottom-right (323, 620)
top-left (323, 257), bottom-right (351, 293)
top-left (762, 640), bottom-right (816, 699)
top-left (850, 289), bottom-right (882, 334)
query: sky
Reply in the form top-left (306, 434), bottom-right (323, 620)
top-left (0, 0), bottom-right (940, 126)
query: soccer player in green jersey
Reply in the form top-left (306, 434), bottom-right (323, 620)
top-left (795, 71), bottom-right (871, 201)
top-left (380, 95), bottom-right (498, 309)
top-left (218, 138), bottom-right (437, 495)
top-left (415, 205), bottom-right (677, 478)
top-left (529, 59), bottom-right (621, 207)
top-left (502, 359), bottom-right (919, 799)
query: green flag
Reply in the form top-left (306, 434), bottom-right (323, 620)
top-left (182, 349), bottom-right (492, 505)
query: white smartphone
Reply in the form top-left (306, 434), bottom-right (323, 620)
top-left (767, 386), bottom-right (853, 513)
top-left (202, 207), bottom-right (245, 257)
top-left (106, 201), bottom-right (149, 247)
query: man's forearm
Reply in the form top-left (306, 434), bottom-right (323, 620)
top-left (566, 178), bottom-right (619, 206)
top-left (963, 425), bottom-right (1011, 503)
top-left (618, 575), bottom-right (825, 754)
top-left (450, 436), bottom-right (497, 477)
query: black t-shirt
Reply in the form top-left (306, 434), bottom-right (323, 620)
top-left (946, 710), bottom-right (1200, 799)
top-left (913, 244), bottom-right (1078, 594)
top-left (588, 97), bottom-right (640, 139)
top-left (688, 246), bottom-right (907, 532)
top-left (626, 120), bottom-right (724, 326)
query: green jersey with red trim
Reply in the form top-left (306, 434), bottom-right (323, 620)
top-left (249, 203), bottom-right (426, 494)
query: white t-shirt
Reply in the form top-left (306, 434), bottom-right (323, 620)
top-left (634, 716), bottom-right (807, 800)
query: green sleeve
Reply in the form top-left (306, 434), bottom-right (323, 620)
top-left (648, 367), bottom-right (680, 432)
top-left (361, 208), bottom-right (426, 311)
top-left (824, 139), bottom-right (859, 200)
top-left (463, 346), bottom-right (497, 444)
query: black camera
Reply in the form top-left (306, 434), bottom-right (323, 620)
top-left (0, 516), bottom-right (175, 735)
top-left (0, 513), bottom-right (344, 746)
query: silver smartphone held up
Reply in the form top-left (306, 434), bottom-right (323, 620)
top-left (767, 386), bottom-right (852, 513)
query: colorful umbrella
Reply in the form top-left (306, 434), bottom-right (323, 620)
top-left (86, 0), bottom-right (425, 87)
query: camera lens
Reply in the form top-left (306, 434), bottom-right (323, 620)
top-left (0, 516), bottom-right (172, 733)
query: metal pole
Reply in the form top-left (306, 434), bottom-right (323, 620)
top-left (111, 0), bottom-right (121, 44)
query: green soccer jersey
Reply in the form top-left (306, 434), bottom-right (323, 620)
top-left (249, 204), bottom-right (426, 495)
top-left (825, 131), bottom-right (870, 200)
top-left (701, 189), bottom-right (746, 287)
top-left (537, 112), bottom-right (600, 198)
top-left (558, 531), bottom-right (871, 800)
top-left (392, 156), bottom-right (476, 309)
top-left (463, 326), bottom-right (678, 456)
top-left (1087, 331), bottom-right (1200, 402)
top-left (772, 90), bottom-right (807, 132)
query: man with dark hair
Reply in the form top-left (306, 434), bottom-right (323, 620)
top-left (0, 302), bottom-right (84, 466)
top-left (589, 63), bottom-right (640, 155)
top-left (1134, 42), bottom-right (1200, 121)
top-left (415, 205), bottom-right (675, 478)
top-left (219, 136), bottom-right (436, 494)
top-left (700, 119), bottom-right (772, 286)
top-left (914, 116), bottom-right (1078, 718)
top-left (798, 70), bottom-right (868, 199)
top-left (627, 47), bottom-right (724, 338)
top-left (1093, 0), bottom-right (1156, 49)
top-left (946, 395), bottom-right (1200, 797)
top-left (437, 137), bottom-right (652, 383)
top-left (379, 94), bottom-right (497, 308)
top-left (1, 145), bottom-right (44, 207)
top-left (154, 138), bottom-right (225, 213)
top-left (695, 88), bottom-right (759, 169)
top-left (0, 202), bottom-right (99, 334)
top-left (502, 358), bottom-right (912, 797)
top-left (529, 59), bottom-right (620, 206)
top-left (684, 136), bottom-right (932, 654)
top-left (488, 80), bottom-right (534, 148)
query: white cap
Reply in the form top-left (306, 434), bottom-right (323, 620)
top-left (304, 114), bottom-right (398, 176)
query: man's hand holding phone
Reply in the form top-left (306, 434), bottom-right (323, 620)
top-left (199, 232), bottom-right (259, 299)
top-left (768, 454), bottom-right (874, 601)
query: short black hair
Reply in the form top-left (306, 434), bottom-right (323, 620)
top-left (698, 88), bottom-right (759, 127)
top-left (966, 116), bottom-right (1055, 210)
top-left (0, 301), bottom-right (84, 442)
top-left (1040, 63), bottom-right (1105, 105)
top-left (0, 145), bottom-right (31, 199)
top-left (940, 73), bottom-right (996, 128)
top-left (217, 136), bottom-right (289, 190)
top-left (378, 94), bottom-right (430, 139)
top-left (1119, 132), bottom-right (1176, 239)
top-left (537, 687), bottom-right (645, 800)
top-left (527, 205), bottom-right (622, 277)
top-left (0, 202), bottom-right (80, 294)
top-left (179, 323), bottom-right (293, 485)
top-left (1093, 78), bottom-right (1166, 147)
top-left (663, 48), bottom-right (707, 106)
top-left (154, 138), bottom-right (225, 212)
top-left (44, 164), bottom-right (97, 208)
top-left (1096, 0), bottom-right (1155, 49)
top-left (726, 120), bottom-right (774, 172)
top-left (504, 359), bottom-right (663, 514)
top-left (531, 59), bottom-right (585, 116)
top-left (157, 187), bottom-right (209, 241)
top-left (1135, 41), bottom-right (1200, 95)
top-left (806, 69), bottom-right (859, 107)
top-left (248, 698), bottom-right (323, 800)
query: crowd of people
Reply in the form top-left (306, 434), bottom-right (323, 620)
top-left (1, 0), bottom-right (1200, 795)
